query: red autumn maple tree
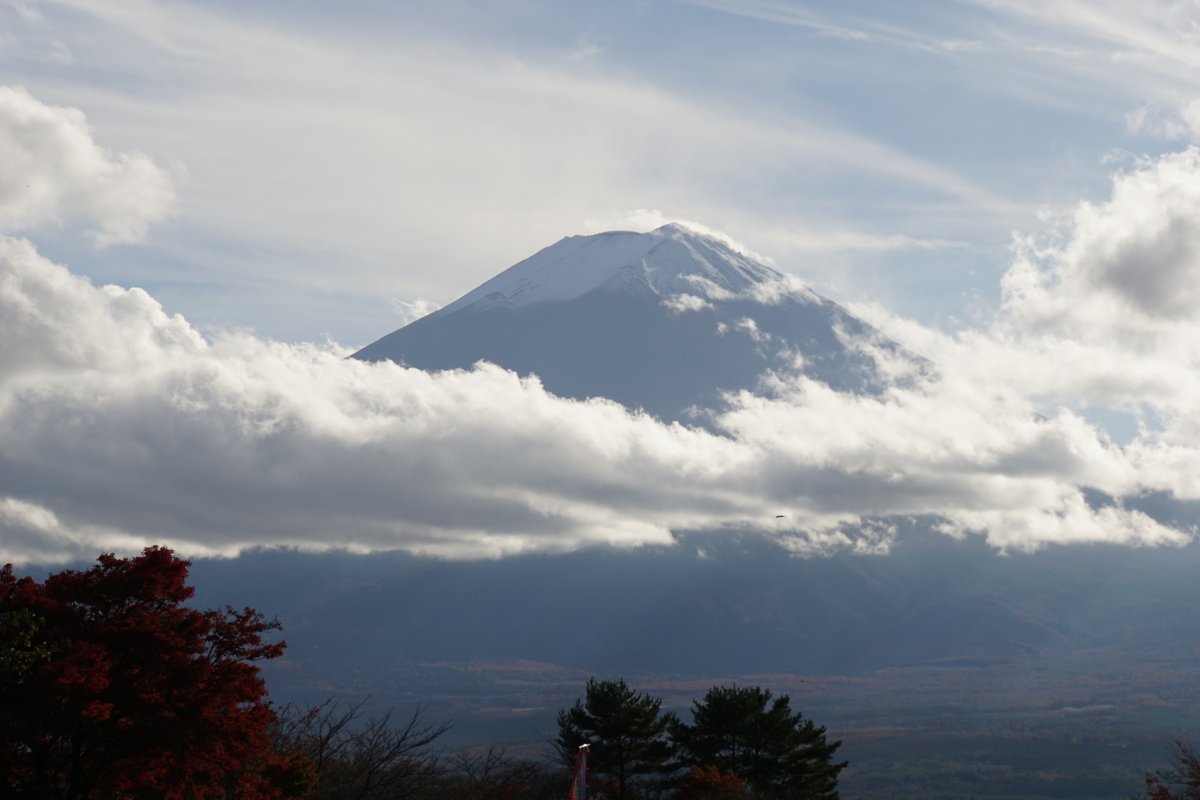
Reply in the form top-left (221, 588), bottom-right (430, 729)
top-left (1146, 742), bottom-right (1200, 800)
top-left (674, 764), bottom-right (748, 799)
top-left (0, 546), bottom-right (310, 800)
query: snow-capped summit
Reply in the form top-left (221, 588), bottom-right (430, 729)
top-left (354, 225), bottom-right (899, 422)
top-left (432, 224), bottom-right (782, 317)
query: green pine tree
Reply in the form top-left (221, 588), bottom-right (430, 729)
top-left (556, 678), bottom-right (676, 800)
top-left (673, 685), bottom-right (846, 800)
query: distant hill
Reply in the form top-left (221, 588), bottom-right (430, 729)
top-left (191, 530), bottom-right (1200, 682)
top-left (187, 535), bottom-right (1200, 798)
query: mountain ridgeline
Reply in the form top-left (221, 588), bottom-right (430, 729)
top-left (353, 224), bottom-right (899, 422)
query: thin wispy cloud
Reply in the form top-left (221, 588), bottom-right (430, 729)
top-left (973, 0), bottom-right (1200, 70)
top-left (678, 0), bottom-right (876, 43)
top-left (0, 0), bottom-right (1017, 344)
top-left (964, 0), bottom-right (1200, 112)
top-left (679, 0), bottom-right (996, 58)
top-left (0, 85), bottom-right (176, 244)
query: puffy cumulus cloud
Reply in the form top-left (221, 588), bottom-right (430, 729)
top-left (921, 149), bottom-right (1200, 429)
top-left (1, 233), bottom-right (1195, 566)
top-left (0, 495), bottom-right (197, 567)
top-left (848, 148), bottom-right (1200, 538)
top-left (849, 149), bottom-right (1200, 431)
top-left (660, 293), bottom-right (713, 315)
top-left (0, 236), bottom-right (204, 380)
top-left (720, 372), bottom-right (1186, 552)
top-left (1125, 100), bottom-right (1200, 141)
top-left (939, 496), bottom-right (1180, 552)
top-left (668, 267), bottom-right (819, 309)
top-left (0, 86), bottom-right (176, 245)
top-left (1004, 148), bottom-right (1200, 329)
top-left (0, 235), bottom-right (748, 564)
top-left (389, 297), bottom-right (442, 326)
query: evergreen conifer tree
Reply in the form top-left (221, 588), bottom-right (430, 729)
top-left (674, 685), bottom-right (845, 800)
top-left (556, 678), bottom-right (676, 800)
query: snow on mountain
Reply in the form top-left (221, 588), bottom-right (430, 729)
top-left (432, 224), bottom-right (788, 316)
top-left (353, 224), bottom-right (901, 422)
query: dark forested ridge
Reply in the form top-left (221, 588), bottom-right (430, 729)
top-left (189, 528), bottom-right (1200, 677)
top-left (8, 534), bottom-right (1198, 799)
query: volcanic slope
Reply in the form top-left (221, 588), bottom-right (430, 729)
top-left (353, 224), bottom-right (901, 422)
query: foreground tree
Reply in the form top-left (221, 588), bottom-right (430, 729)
top-left (0, 547), bottom-right (308, 800)
top-left (432, 746), bottom-right (563, 800)
top-left (275, 699), bottom-right (446, 800)
top-left (556, 678), bottom-right (676, 799)
top-left (1146, 741), bottom-right (1200, 799)
top-left (673, 764), bottom-right (747, 799)
top-left (275, 700), bottom-right (563, 800)
top-left (673, 685), bottom-right (845, 799)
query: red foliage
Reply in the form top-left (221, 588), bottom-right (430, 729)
top-left (675, 764), bottom-right (748, 799)
top-left (1146, 742), bottom-right (1200, 800)
top-left (0, 547), bottom-right (310, 800)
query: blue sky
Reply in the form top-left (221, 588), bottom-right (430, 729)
top-left (4, 1), bottom-right (1200, 564)
top-left (5, 0), bottom-right (1193, 344)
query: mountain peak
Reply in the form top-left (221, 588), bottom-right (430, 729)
top-left (430, 225), bottom-right (783, 319)
top-left (649, 221), bottom-right (695, 235)
top-left (354, 224), bottom-right (898, 422)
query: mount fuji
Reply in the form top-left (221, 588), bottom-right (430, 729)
top-left (353, 224), bottom-right (897, 421)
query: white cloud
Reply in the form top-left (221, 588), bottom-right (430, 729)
top-left (0, 85), bottom-right (176, 245)
top-left (2, 0), bottom-right (1007, 317)
top-left (1124, 100), bottom-right (1200, 141)
top-left (660, 293), bottom-right (713, 315)
top-left (972, 0), bottom-right (1200, 74)
top-left (961, 0), bottom-right (1200, 114)
top-left (389, 297), bottom-right (442, 325)
top-left (992, 150), bottom-right (1200, 395)
top-left (1, 225), bottom-right (1195, 566)
top-left (940, 495), bottom-right (1183, 552)
top-left (2, 77), bottom-right (1200, 565)
top-left (6, 0), bottom-right (42, 24)
top-left (568, 34), bottom-right (604, 61)
top-left (855, 148), bottom-right (1200, 515)
top-left (680, 0), bottom-right (877, 46)
top-left (759, 227), bottom-right (969, 255)
top-left (939, 39), bottom-right (989, 53)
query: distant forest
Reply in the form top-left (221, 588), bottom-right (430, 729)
top-left (1, 548), bottom-right (1195, 799)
